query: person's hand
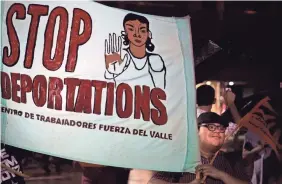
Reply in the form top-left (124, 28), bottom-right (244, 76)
top-left (196, 164), bottom-right (224, 180)
top-left (224, 90), bottom-right (236, 105)
top-left (255, 141), bottom-right (266, 152)
top-left (258, 140), bottom-right (266, 147)
top-left (104, 33), bottom-right (128, 74)
top-left (257, 140), bottom-right (271, 149)
top-left (189, 178), bottom-right (201, 184)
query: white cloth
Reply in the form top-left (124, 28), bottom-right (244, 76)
top-left (245, 131), bottom-right (272, 184)
top-left (128, 169), bottom-right (155, 184)
top-left (105, 49), bottom-right (166, 89)
top-left (196, 108), bottom-right (207, 118)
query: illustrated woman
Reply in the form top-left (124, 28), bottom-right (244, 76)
top-left (104, 13), bottom-right (166, 89)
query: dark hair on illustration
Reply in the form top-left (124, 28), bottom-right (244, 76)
top-left (121, 13), bottom-right (155, 52)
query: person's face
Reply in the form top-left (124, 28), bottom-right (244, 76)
top-left (199, 123), bottom-right (226, 149)
top-left (124, 20), bottom-right (149, 47)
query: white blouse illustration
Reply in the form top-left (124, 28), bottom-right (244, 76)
top-left (104, 13), bottom-right (166, 89)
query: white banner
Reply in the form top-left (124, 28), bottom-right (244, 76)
top-left (1, 1), bottom-right (200, 172)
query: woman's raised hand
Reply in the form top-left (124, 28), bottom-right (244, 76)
top-left (104, 33), bottom-right (128, 74)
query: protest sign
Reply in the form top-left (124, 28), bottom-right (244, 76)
top-left (1, 1), bottom-right (200, 172)
top-left (239, 97), bottom-right (281, 159)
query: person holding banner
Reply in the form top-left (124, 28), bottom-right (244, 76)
top-left (149, 112), bottom-right (250, 184)
top-left (104, 13), bottom-right (166, 89)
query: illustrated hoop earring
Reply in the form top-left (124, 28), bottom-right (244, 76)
top-left (149, 31), bottom-right (153, 39)
top-left (121, 31), bottom-right (126, 35)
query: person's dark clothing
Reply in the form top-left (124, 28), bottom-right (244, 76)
top-left (151, 151), bottom-right (250, 184)
top-left (1, 144), bottom-right (25, 184)
top-left (82, 166), bottom-right (130, 184)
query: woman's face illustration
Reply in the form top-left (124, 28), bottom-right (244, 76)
top-left (125, 20), bottom-right (149, 47)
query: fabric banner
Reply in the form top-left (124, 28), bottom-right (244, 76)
top-left (239, 97), bottom-right (281, 159)
top-left (1, 1), bottom-right (200, 172)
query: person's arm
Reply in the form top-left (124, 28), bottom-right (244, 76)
top-left (148, 172), bottom-right (187, 184)
top-left (228, 103), bottom-right (242, 124)
top-left (224, 91), bottom-right (241, 124)
top-left (148, 179), bottom-right (170, 184)
top-left (242, 144), bottom-right (264, 160)
top-left (148, 54), bottom-right (166, 89)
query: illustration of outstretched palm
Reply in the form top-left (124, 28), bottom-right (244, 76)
top-left (104, 33), bottom-right (128, 74)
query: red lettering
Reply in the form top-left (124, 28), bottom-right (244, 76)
top-left (66, 8), bottom-right (92, 72)
top-left (11, 73), bottom-right (21, 103)
top-left (116, 83), bottom-right (133, 118)
top-left (150, 88), bottom-right (167, 125)
top-left (43, 7), bottom-right (68, 71)
top-left (64, 78), bottom-right (80, 111)
top-left (1, 72), bottom-right (11, 99)
top-left (47, 77), bottom-right (63, 110)
top-left (24, 4), bottom-right (49, 69)
top-left (105, 82), bottom-right (114, 116)
top-left (20, 74), bottom-right (32, 103)
top-left (92, 80), bottom-right (106, 115)
top-left (134, 85), bottom-right (150, 121)
top-left (2, 3), bottom-right (26, 67)
top-left (74, 80), bottom-right (92, 113)
top-left (32, 75), bottom-right (47, 107)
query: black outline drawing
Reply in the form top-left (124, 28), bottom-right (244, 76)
top-left (104, 13), bottom-right (166, 89)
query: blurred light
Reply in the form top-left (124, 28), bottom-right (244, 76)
top-left (229, 81), bottom-right (234, 86)
top-left (138, 2), bottom-right (146, 6)
top-left (206, 81), bottom-right (212, 85)
top-left (244, 10), bottom-right (257, 15)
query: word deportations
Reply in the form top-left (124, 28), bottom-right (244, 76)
top-left (1, 72), bottom-right (168, 125)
